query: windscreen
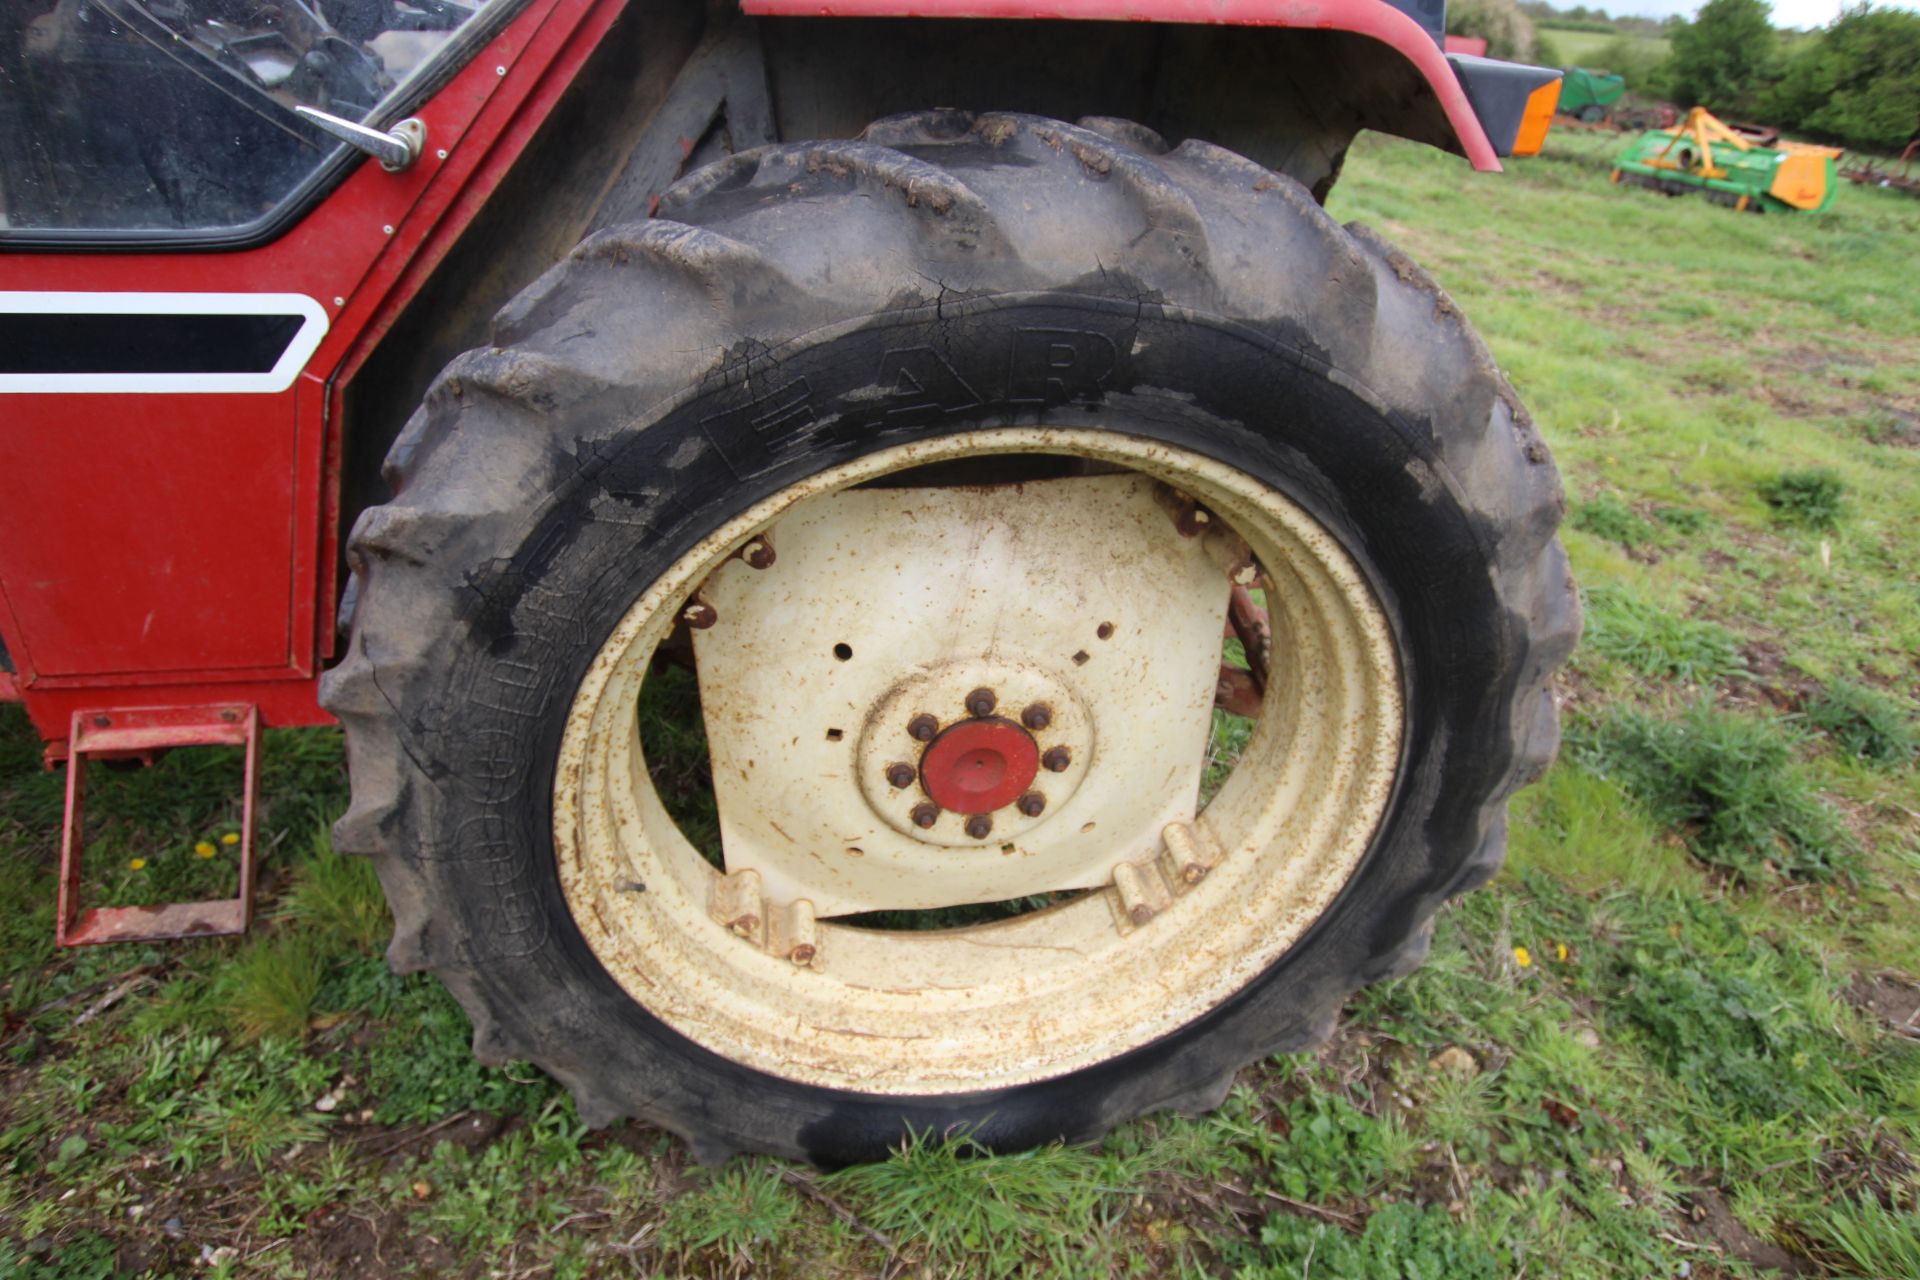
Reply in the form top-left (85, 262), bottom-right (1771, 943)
top-left (0, 1), bottom-right (509, 239)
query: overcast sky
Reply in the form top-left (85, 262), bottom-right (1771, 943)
top-left (1612, 0), bottom-right (1916, 29)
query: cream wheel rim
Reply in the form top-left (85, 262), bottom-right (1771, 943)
top-left (553, 429), bottom-right (1403, 1094)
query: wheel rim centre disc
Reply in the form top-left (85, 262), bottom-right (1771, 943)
top-left (553, 429), bottom-right (1406, 1094)
top-left (921, 718), bottom-right (1038, 814)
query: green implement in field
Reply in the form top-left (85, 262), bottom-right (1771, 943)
top-left (1558, 67), bottom-right (1626, 122)
top-left (1611, 107), bottom-right (1839, 213)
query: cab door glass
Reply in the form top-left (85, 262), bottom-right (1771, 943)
top-left (0, 1), bottom-right (506, 236)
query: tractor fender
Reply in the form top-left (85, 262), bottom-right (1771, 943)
top-left (741, 0), bottom-right (1557, 167)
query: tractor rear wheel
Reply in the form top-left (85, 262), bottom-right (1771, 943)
top-left (322, 112), bottom-right (1577, 1164)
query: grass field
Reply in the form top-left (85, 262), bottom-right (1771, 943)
top-left (1540, 26), bottom-right (1670, 67)
top-left (4, 128), bottom-right (1920, 1278)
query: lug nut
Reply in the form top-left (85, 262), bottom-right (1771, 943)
top-left (885, 762), bottom-right (916, 789)
top-left (964, 814), bottom-right (993, 839)
top-left (908, 713), bottom-right (939, 742)
top-left (1021, 702), bottom-right (1052, 730)
top-left (965, 687), bottom-right (997, 717)
top-left (1042, 746), bottom-right (1072, 773)
top-left (1016, 792), bottom-right (1046, 817)
top-left (741, 535), bottom-right (775, 570)
top-left (682, 599), bottom-right (717, 629)
top-left (911, 802), bottom-right (940, 829)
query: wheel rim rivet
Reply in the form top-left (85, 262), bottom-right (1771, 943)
top-left (911, 802), bottom-right (940, 829)
top-left (1042, 746), bottom-right (1071, 773)
top-left (1020, 703), bottom-right (1052, 730)
top-left (885, 762), bottom-right (915, 789)
top-left (965, 687), bottom-right (998, 717)
top-left (964, 814), bottom-right (993, 839)
top-left (683, 600), bottom-right (717, 629)
top-left (908, 714), bottom-right (939, 742)
top-left (1016, 792), bottom-right (1046, 817)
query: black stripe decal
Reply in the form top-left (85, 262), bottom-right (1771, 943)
top-left (0, 313), bottom-right (305, 375)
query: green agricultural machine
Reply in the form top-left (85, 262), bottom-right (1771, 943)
top-left (1558, 67), bottom-right (1627, 122)
top-left (1613, 108), bottom-right (1839, 212)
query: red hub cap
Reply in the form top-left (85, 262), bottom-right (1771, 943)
top-left (919, 717), bottom-right (1041, 815)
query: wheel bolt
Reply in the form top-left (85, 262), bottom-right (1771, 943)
top-left (1016, 792), bottom-right (1046, 817)
top-left (907, 714), bottom-right (939, 742)
top-left (911, 802), bottom-right (940, 829)
top-left (1042, 746), bottom-right (1071, 773)
top-left (885, 762), bottom-right (916, 789)
top-left (1021, 702), bottom-right (1052, 730)
top-left (965, 687), bottom-right (997, 717)
top-left (964, 814), bottom-right (993, 839)
top-left (741, 536), bottom-right (775, 570)
top-left (683, 599), bottom-right (717, 629)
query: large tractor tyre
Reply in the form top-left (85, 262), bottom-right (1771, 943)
top-left (322, 111), bottom-right (1578, 1165)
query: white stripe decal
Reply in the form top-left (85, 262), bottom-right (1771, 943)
top-left (0, 292), bottom-right (329, 394)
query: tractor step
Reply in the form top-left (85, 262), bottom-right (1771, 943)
top-left (57, 704), bottom-right (260, 947)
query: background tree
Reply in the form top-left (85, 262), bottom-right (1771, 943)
top-left (1769, 5), bottom-right (1920, 151)
top-left (1594, 33), bottom-right (1674, 97)
top-left (1665, 0), bottom-right (1778, 116)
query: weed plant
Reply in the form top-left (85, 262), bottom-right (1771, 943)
top-left (826, 1132), bottom-right (1142, 1277)
top-left (1759, 468), bottom-right (1847, 529)
top-left (1582, 587), bottom-right (1746, 685)
top-left (1571, 493), bottom-right (1657, 547)
top-left (660, 1163), bottom-right (800, 1257)
top-left (1570, 495), bottom-right (1711, 551)
top-left (1807, 1195), bottom-right (1920, 1278)
top-left (1804, 680), bottom-right (1916, 768)
top-left (1569, 703), bottom-right (1856, 880)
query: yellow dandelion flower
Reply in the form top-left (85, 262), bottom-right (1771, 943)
top-left (1512, 945), bottom-right (1532, 967)
top-left (1555, 942), bottom-right (1569, 962)
top-left (220, 832), bottom-right (240, 846)
top-left (194, 840), bottom-right (217, 859)
top-left (129, 858), bottom-right (147, 871)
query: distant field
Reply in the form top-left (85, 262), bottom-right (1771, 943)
top-left (1545, 24), bottom-right (1670, 67)
top-left (2, 127), bottom-right (1917, 1278)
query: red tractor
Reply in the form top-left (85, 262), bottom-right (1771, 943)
top-left (0, 0), bottom-right (1575, 1164)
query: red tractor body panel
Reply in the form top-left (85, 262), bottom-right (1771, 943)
top-left (0, 0), bottom-right (625, 751)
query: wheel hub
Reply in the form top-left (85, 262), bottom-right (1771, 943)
top-left (919, 718), bottom-right (1037, 815)
top-left (855, 659), bottom-right (1094, 850)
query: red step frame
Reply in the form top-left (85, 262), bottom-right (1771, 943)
top-left (56, 705), bottom-right (261, 947)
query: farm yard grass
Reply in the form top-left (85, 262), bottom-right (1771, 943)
top-left (4, 128), bottom-right (1920, 1278)
top-left (1539, 25), bottom-right (1670, 67)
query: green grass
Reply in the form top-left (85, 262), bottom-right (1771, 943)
top-left (1760, 467), bottom-right (1849, 530)
top-left (1804, 680), bottom-right (1917, 768)
top-left (1583, 585), bottom-right (1747, 685)
top-left (2, 127), bottom-right (1919, 1276)
top-left (1571, 702), bottom-right (1857, 881)
top-left (1544, 27), bottom-right (1671, 67)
